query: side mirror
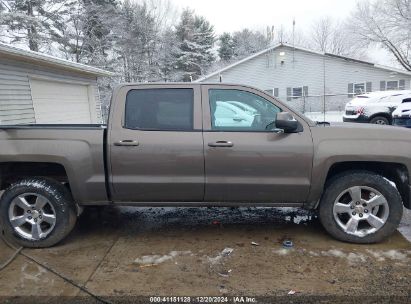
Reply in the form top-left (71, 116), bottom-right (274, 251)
top-left (275, 112), bottom-right (299, 133)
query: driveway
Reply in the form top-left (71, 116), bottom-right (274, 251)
top-left (0, 206), bottom-right (410, 303)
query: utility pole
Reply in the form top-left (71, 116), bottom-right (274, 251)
top-left (292, 18), bottom-right (295, 66)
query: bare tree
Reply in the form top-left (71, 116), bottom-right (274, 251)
top-left (349, 0), bottom-right (411, 71)
top-left (274, 24), bottom-right (307, 48)
top-left (310, 16), bottom-right (365, 58)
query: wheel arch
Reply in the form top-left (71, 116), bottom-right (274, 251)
top-left (0, 162), bottom-right (70, 192)
top-left (369, 113), bottom-right (392, 124)
top-left (323, 161), bottom-right (410, 209)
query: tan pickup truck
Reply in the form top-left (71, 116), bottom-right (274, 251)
top-left (0, 83), bottom-right (410, 247)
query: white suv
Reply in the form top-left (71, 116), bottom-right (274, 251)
top-left (392, 97), bottom-right (411, 128)
top-left (343, 90), bottom-right (411, 125)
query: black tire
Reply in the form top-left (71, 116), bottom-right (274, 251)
top-left (370, 116), bottom-right (390, 125)
top-left (0, 178), bottom-right (77, 248)
top-left (318, 171), bottom-right (403, 244)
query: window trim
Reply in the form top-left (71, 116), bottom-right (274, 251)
top-left (380, 79), bottom-right (406, 91)
top-left (348, 81), bottom-right (371, 97)
top-left (124, 88), bottom-right (195, 132)
top-left (386, 80), bottom-right (399, 90)
top-left (207, 88), bottom-right (283, 132)
top-left (201, 84), bottom-right (311, 131)
top-left (292, 87), bottom-right (303, 99)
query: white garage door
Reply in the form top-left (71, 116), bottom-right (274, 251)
top-left (30, 79), bottom-right (93, 124)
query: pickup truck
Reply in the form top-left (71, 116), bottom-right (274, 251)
top-left (0, 83), bottom-right (410, 248)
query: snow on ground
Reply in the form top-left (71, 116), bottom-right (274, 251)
top-left (134, 251), bottom-right (192, 265)
top-left (304, 111), bottom-right (344, 122)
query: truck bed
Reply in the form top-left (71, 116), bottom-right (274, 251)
top-left (0, 125), bottom-right (108, 204)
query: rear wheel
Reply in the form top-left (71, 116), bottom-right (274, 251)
top-left (319, 171), bottom-right (403, 243)
top-left (0, 178), bottom-right (77, 248)
top-left (370, 116), bottom-right (389, 125)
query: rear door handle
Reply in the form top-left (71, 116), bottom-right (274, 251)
top-left (114, 140), bottom-right (139, 146)
top-left (208, 141), bottom-right (234, 148)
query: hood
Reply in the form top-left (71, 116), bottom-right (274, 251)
top-left (310, 122), bottom-right (411, 172)
top-left (312, 121), bottom-right (411, 143)
top-left (346, 97), bottom-right (370, 107)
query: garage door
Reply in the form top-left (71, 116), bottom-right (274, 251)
top-left (30, 79), bottom-right (93, 124)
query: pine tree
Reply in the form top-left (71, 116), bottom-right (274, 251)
top-left (174, 8), bottom-right (215, 81)
top-left (218, 32), bottom-right (234, 61)
top-left (54, 0), bottom-right (118, 64)
top-left (0, 0), bottom-right (69, 51)
top-left (113, 0), bottom-right (158, 82)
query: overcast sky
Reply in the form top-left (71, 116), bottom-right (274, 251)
top-left (174, 0), bottom-right (360, 34)
top-left (172, 0), bottom-right (395, 66)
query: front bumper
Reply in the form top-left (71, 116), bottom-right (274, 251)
top-left (392, 117), bottom-right (411, 128)
top-left (342, 114), bottom-right (369, 123)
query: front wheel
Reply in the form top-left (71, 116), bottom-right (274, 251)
top-left (0, 178), bottom-right (77, 248)
top-left (370, 116), bottom-right (389, 125)
top-left (319, 171), bottom-right (403, 243)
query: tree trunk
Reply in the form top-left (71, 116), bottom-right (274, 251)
top-left (27, 1), bottom-right (39, 51)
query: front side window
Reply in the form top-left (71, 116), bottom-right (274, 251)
top-left (125, 88), bottom-right (193, 130)
top-left (209, 89), bottom-right (281, 131)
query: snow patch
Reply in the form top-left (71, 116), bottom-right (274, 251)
top-left (321, 249), bottom-right (346, 258)
top-left (134, 251), bottom-right (192, 265)
top-left (347, 252), bottom-right (367, 263)
top-left (366, 249), bottom-right (408, 261)
top-left (207, 248), bottom-right (233, 265)
top-left (304, 111), bottom-right (343, 122)
top-left (272, 248), bottom-right (290, 256)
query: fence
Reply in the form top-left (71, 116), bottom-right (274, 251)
top-left (278, 93), bottom-right (349, 114)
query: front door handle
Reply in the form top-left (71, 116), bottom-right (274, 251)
top-left (208, 141), bottom-right (234, 148)
top-left (114, 140), bottom-right (139, 147)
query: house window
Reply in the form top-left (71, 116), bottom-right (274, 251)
top-left (264, 88), bottom-right (279, 97)
top-left (354, 83), bottom-right (365, 94)
top-left (387, 81), bottom-right (398, 90)
top-left (380, 80), bottom-right (406, 91)
top-left (348, 82), bottom-right (372, 97)
top-left (287, 86), bottom-right (308, 101)
top-left (292, 87), bottom-right (303, 99)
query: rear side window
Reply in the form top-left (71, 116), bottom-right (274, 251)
top-left (125, 88), bottom-right (194, 131)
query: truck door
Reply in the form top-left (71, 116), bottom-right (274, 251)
top-left (108, 84), bottom-right (204, 202)
top-left (202, 85), bottom-right (313, 204)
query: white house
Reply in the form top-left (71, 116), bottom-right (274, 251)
top-left (197, 43), bottom-right (411, 112)
top-left (0, 43), bottom-right (113, 125)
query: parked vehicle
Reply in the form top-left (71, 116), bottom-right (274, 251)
top-left (343, 90), bottom-right (411, 125)
top-left (213, 101), bottom-right (255, 128)
top-left (392, 98), bottom-right (411, 128)
top-left (1, 83), bottom-right (410, 248)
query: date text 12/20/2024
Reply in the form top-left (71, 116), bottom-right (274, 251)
top-left (149, 296), bottom-right (257, 303)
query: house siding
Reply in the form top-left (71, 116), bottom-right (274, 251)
top-left (202, 46), bottom-right (411, 112)
top-left (0, 57), bottom-right (102, 124)
top-left (0, 63), bottom-right (35, 124)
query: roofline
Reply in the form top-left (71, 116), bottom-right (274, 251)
top-left (0, 43), bottom-right (115, 77)
top-left (196, 43), bottom-right (411, 81)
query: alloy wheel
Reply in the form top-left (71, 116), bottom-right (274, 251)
top-left (333, 186), bottom-right (389, 237)
top-left (8, 193), bottom-right (56, 240)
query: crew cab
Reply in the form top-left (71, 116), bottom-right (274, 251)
top-left (1, 83), bottom-right (411, 247)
